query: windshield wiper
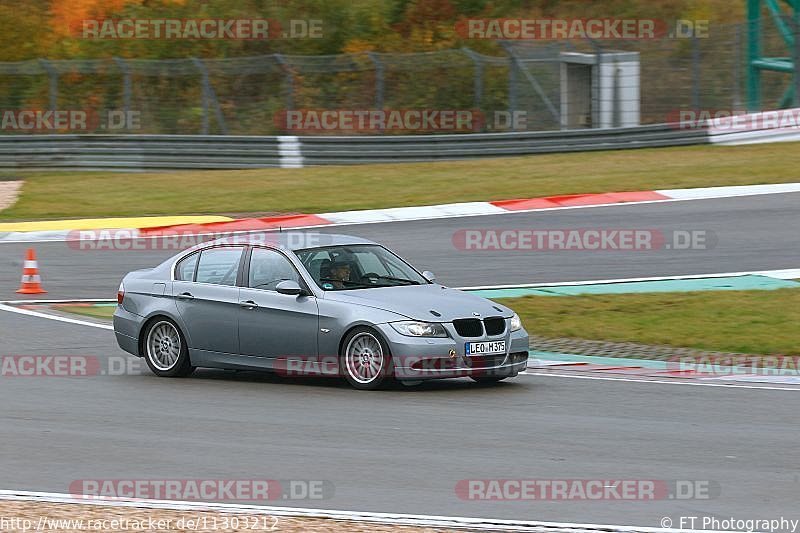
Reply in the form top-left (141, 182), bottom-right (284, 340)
top-left (319, 277), bottom-right (374, 289)
top-left (365, 275), bottom-right (420, 285)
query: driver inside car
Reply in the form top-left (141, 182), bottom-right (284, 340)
top-left (328, 261), bottom-right (352, 289)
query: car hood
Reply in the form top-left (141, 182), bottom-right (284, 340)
top-left (323, 283), bottom-right (513, 322)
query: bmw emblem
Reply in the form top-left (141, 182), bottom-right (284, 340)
top-left (472, 312), bottom-right (481, 317)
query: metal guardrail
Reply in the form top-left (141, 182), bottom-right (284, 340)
top-left (0, 135), bottom-right (285, 170)
top-left (0, 125), bottom-right (709, 171)
top-left (300, 124), bottom-right (708, 165)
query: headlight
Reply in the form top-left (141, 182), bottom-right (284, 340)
top-left (390, 321), bottom-right (448, 338)
top-left (510, 313), bottom-right (523, 332)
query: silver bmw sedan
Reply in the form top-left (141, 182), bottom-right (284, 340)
top-left (113, 232), bottom-right (529, 390)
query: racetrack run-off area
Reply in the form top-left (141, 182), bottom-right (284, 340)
top-left (3, 1), bottom-right (800, 530)
top-left (1, 182), bottom-right (799, 529)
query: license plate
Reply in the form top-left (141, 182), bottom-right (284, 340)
top-left (465, 341), bottom-right (506, 355)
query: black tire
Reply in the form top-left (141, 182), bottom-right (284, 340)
top-left (142, 318), bottom-right (195, 378)
top-left (339, 326), bottom-right (394, 390)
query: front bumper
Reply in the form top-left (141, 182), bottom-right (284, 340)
top-left (376, 323), bottom-right (529, 380)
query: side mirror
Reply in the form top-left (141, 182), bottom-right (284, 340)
top-left (422, 270), bottom-right (436, 283)
top-left (276, 280), bottom-right (303, 295)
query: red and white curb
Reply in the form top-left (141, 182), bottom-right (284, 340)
top-left (2, 182), bottom-right (800, 243)
top-left (0, 490), bottom-right (718, 533)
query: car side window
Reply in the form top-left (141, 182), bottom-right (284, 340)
top-left (249, 248), bottom-right (301, 291)
top-left (195, 247), bottom-right (243, 286)
top-left (175, 252), bottom-right (199, 281)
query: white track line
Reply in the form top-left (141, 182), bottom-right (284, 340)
top-left (0, 298), bottom-right (114, 305)
top-left (0, 303), bottom-right (112, 330)
top-left (519, 371), bottom-right (800, 391)
top-left (458, 268), bottom-right (800, 290)
top-left (0, 490), bottom-right (721, 533)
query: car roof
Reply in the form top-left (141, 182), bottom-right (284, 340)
top-left (197, 231), bottom-right (377, 252)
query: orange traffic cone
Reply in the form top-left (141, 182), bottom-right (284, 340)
top-left (16, 248), bottom-right (47, 294)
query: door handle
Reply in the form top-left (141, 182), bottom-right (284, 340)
top-left (177, 292), bottom-right (194, 299)
top-left (240, 300), bottom-right (259, 309)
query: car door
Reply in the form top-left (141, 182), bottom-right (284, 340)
top-left (238, 246), bottom-right (319, 359)
top-left (172, 246), bottom-right (244, 355)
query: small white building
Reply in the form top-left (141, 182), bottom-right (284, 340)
top-left (559, 51), bottom-right (640, 129)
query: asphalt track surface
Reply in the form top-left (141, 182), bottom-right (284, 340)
top-left (0, 193), bottom-right (799, 527)
top-left (1, 193), bottom-right (799, 300)
top-left (1, 310), bottom-right (799, 527)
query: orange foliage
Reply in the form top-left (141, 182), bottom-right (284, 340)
top-left (50, 0), bottom-right (129, 37)
top-left (49, 0), bottom-right (186, 38)
top-left (394, 0), bottom-right (456, 37)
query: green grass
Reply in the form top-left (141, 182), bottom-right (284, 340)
top-left (506, 289), bottom-right (800, 356)
top-left (58, 305), bottom-right (116, 320)
top-left (3, 142), bottom-right (800, 220)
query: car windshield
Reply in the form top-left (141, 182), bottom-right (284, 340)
top-left (295, 244), bottom-right (428, 291)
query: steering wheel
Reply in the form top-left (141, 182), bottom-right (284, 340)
top-left (360, 272), bottom-right (382, 281)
